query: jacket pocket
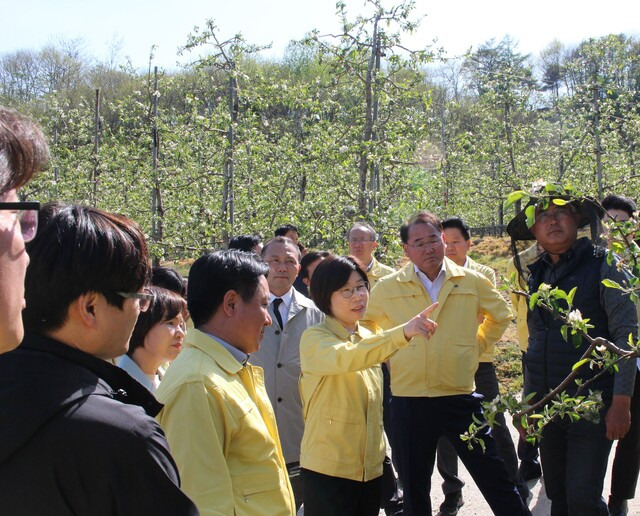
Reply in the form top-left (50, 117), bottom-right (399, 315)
top-left (232, 471), bottom-right (288, 507)
top-left (304, 404), bottom-right (363, 466)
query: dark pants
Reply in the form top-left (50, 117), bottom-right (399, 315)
top-left (611, 371), bottom-right (640, 500)
top-left (391, 394), bottom-right (530, 516)
top-left (287, 462), bottom-right (303, 510)
top-left (540, 415), bottom-right (612, 515)
top-left (437, 362), bottom-right (527, 499)
top-left (518, 352), bottom-right (540, 468)
top-left (300, 468), bottom-right (382, 516)
top-left (381, 363), bottom-right (403, 515)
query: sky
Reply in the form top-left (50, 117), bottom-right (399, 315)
top-left (4, 0), bottom-right (640, 70)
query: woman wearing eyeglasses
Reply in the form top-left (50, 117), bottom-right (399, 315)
top-left (299, 255), bottom-right (437, 515)
top-left (0, 107), bottom-right (47, 353)
top-left (119, 286), bottom-right (187, 392)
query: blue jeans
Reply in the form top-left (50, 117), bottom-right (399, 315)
top-left (390, 394), bottom-right (530, 516)
top-left (540, 415), bottom-right (612, 516)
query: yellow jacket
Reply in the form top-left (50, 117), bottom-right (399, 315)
top-left (466, 257), bottom-right (498, 362)
top-left (367, 256), bottom-right (395, 286)
top-left (506, 244), bottom-right (540, 353)
top-left (299, 317), bottom-right (407, 481)
top-left (156, 329), bottom-right (295, 516)
top-left (363, 258), bottom-right (511, 397)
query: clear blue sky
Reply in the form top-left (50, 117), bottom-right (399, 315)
top-left (5, 0), bottom-right (640, 69)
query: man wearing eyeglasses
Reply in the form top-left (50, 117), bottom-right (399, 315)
top-left (0, 107), bottom-right (47, 354)
top-left (348, 222), bottom-right (395, 287)
top-left (363, 211), bottom-right (529, 516)
top-left (0, 203), bottom-right (198, 514)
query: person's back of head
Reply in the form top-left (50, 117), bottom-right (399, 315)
top-left (152, 266), bottom-right (186, 297)
top-left (23, 203), bottom-right (151, 341)
top-left (228, 234), bottom-right (262, 254)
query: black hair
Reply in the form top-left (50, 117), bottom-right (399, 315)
top-left (442, 217), bottom-right (471, 241)
top-left (152, 266), bottom-right (186, 297)
top-left (274, 224), bottom-right (298, 237)
top-left (187, 250), bottom-right (270, 327)
top-left (228, 234), bottom-right (262, 254)
top-left (23, 203), bottom-right (151, 333)
top-left (128, 286), bottom-right (188, 355)
top-left (400, 211), bottom-right (442, 244)
top-left (601, 194), bottom-right (636, 219)
top-left (310, 255), bottom-right (368, 317)
top-left (261, 236), bottom-right (301, 261)
top-left (0, 106), bottom-right (49, 195)
top-left (348, 222), bottom-right (377, 241)
top-left (300, 251), bottom-right (332, 280)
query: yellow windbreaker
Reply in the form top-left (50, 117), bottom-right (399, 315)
top-left (156, 329), bottom-right (295, 516)
top-left (363, 258), bottom-right (511, 397)
top-left (299, 317), bottom-right (407, 481)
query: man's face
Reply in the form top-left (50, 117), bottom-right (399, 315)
top-left (530, 203), bottom-right (579, 256)
top-left (403, 222), bottom-right (445, 280)
top-left (603, 208), bottom-right (632, 248)
top-left (263, 241), bottom-right (300, 297)
top-left (348, 227), bottom-right (378, 264)
top-left (0, 189), bottom-right (30, 353)
top-left (284, 230), bottom-right (299, 245)
top-left (234, 275), bottom-right (272, 354)
top-left (443, 227), bottom-right (471, 267)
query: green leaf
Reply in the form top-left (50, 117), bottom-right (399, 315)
top-left (572, 333), bottom-right (583, 348)
top-left (528, 292), bottom-right (540, 311)
top-left (525, 204), bottom-right (536, 228)
top-left (560, 325), bottom-right (568, 342)
top-left (602, 279), bottom-right (622, 290)
top-left (567, 287), bottom-right (577, 306)
top-left (505, 190), bottom-right (525, 209)
top-left (572, 358), bottom-right (589, 371)
top-left (552, 198), bottom-right (569, 206)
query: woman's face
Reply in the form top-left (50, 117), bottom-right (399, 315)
top-left (143, 312), bottom-right (186, 363)
top-left (329, 270), bottom-right (369, 331)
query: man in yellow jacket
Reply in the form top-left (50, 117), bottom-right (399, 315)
top-left (156, 250), bottom-right (295, 516)
top-left (363, 211), bottom-right (530, 516)
top-left (348, 222), bottom-right (395, 286)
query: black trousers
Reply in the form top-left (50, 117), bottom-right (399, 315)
top-left (610, 371), bottom-right (640, 500)
top-left (301, 468), bottom-right (382, 516)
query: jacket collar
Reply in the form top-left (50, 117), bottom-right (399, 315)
top-left (323, 315), bottom-right (365, 341)
top-left (187, 329), bottom-right (245, 375)
top-left (20, 332), bottom-right (164, 417)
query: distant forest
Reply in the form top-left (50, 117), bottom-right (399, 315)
top-left (2, 1), bottom-right (639, 261)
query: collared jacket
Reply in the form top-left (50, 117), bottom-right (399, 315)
top-left (466, 257), bottom-right (498, 363)
top-left (249, 289), bottom-right (324, 464)
top-left (363, 258), bottom-right (511, 397)
top-left (526, 238), bottom-right (637, 403)
top-left (0, 332), bottom-right (198, 515)
top-left (367, 256), bottom-right (395, 287)
top-left (299, 317), bottom-right (408, 481)
top-left (156, 329), bottom-right (295, 516)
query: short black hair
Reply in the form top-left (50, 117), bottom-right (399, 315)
top-left (23, 203), bottom-right (151, 333)
top-left (274, 224), bottom-right (298, 237)
top-left (300, 251), bottom-right (332, 280)
top-left (442, 217), bottom-right (471, 241)
top-left (228, 234), bottom-right (261, 254)
top-left (310, 255), bottom-right (368, 317)
top-left (601, 194), bottom-right (636, 219)
top-left (128, 286), bottom-right (187, 356)
top-left (187, 250), bottom-right (270, 327)
top-left (152, 266), bottom-right (186, 297)
top-left (0, 106), bottom-right (49, 196)
top-left (261, 236), bottom-right (301, 261)
top-left (400, 211), bottom-right (442, 244)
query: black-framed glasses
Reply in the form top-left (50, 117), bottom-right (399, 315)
top-left (338, 281), bottom-right (370, 299)
top-left (115, 288), bottom-right (154, 312)
top-left (0, 201), bottom-right (40, 242)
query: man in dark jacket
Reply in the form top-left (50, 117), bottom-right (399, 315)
top-left (0, 203), bottom-right (198, 515)
top-left (508, 193), bottom-right (637, 516)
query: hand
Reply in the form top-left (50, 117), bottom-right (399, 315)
top-left (605, 395), bottom-right (632, 440)
top-left (403, 302), bottom-right (438, 341)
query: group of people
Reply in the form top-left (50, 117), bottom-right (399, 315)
top-left (0, 105), bottom-right (638, 516)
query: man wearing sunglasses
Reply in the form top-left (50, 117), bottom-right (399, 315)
top-left (0, 106), bottom-right (48, 353)
top-left (0, 203), bottom-right (197, 514)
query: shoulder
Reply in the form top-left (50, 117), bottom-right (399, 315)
top-left (292, 289), bottom-right (324, 316)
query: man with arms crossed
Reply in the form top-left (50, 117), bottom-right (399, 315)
top-left (156, 250), bottom-right (295, 515)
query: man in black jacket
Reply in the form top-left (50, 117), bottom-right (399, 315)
top-left (508, 193), bottom-right (637, 516)
top-left (0, 203), bottom-right (198, 515)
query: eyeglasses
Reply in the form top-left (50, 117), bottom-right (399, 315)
top-left (535, 207), bottom-right (575, 224)
top-left (338, 281), bottom-right (370, 299)
top-left (115, 288), bottom-right (154, 312)
top-left (349, 238), bottom-right (375, 244)
top-left (0, 201), bottom-right (40, 242)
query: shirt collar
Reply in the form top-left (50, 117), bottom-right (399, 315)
top-left (413, 261), bottom-right (446, 286)
top-left (269, 287), bottom-right (294, 309)
top-left (199, 330), bottom-right (249, 365)
top-left (463, 257), bottom-right (470, 268)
